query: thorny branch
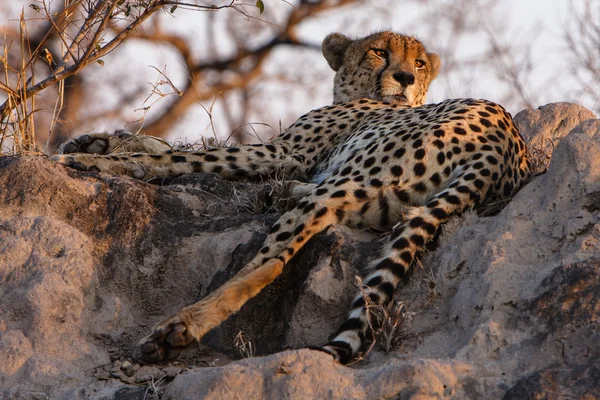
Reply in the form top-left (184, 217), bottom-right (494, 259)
top-left (0, 0), bottom-right (253, 124)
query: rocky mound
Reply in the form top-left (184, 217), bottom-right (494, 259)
top-left (0, 103), bottom-right (598, 399)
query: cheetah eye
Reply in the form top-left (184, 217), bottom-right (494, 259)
top-left (415, 59), bottom-right (426, 69)
top-left (371, 48), bottom-right (388, 58)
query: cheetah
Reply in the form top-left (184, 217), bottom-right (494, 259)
top-left (52, 31), bottom-right (533, 364)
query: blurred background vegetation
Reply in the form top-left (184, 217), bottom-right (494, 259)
top-left (0, 0), bottom-right (597, 154)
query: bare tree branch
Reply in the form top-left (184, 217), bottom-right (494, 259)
top-left (138, 0), bottom-right (358, 137)
top-left (0, 0), bottom-right (252, 124)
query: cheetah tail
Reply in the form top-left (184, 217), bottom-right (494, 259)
top-left (319, 161), bottom-right (503, 363)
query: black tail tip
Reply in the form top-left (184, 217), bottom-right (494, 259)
top-left (308, 341), bottom-right (353, 365)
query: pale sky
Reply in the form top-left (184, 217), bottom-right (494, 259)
top-left (0, 0), bottom-right (596, 145)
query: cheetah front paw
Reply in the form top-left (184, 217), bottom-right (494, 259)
top-left (60, 130), bottom-right (171, 155)
top-left (51, 153), bottom-right (102, 172)
top-left (136, 314), bottom-right (198, 363)
top-left (60, 132), bottom-right (121, 155)
top-left (51, 153), bottom-right (150, 178)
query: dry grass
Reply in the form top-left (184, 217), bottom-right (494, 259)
top-left (143, 374), bottom-right (166, 400)
top-left (372, 300), bottom-right (412, 354)
top-left (349, 276), bottom-right (414, 364)
top-left (262, 179), bottom-right (302, 213)
top-left (0, 11), bottom-right (41, 154)
top-left (171, 136), bottom-right (235, 152)
top-left (233, 331), bottom-right (255, 359)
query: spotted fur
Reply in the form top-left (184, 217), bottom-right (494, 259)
top-left (52, 31), bottom-right (532, 364)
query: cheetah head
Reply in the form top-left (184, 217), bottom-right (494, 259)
top-left (322, 31), bottom-right (440, 107)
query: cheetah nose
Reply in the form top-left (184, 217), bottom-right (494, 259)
top-left (393, 72), bottom-right (415, 87)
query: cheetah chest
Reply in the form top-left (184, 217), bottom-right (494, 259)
top-left (310, 124), bottom-right (386, 184)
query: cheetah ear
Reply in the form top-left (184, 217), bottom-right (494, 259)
top-left (427, 53), bottom-right (441, 80)
top-left (322, 33), bottom-right (352, 72)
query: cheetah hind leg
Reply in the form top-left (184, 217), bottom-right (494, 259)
top-left (59, 130), bottom-right (171, 155)
top-left (136, 183), bottom-right (347, 363)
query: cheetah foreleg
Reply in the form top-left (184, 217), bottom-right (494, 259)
top-left (51, 144), bottom-right (307, 181)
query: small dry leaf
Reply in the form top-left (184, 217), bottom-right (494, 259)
top-left (41, 49), bottom-right (53, 66)
top-left (256, 0), bottom-right (265, 14)
top-left (97, 59), bottom-right (105, 66)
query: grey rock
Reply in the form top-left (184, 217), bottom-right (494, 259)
top-left (513, 103), bottom-right (597, 173)
top-left (514, 102), bottom-right (596, 145)
top-left (0, 102), bottom-right (599, 399)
